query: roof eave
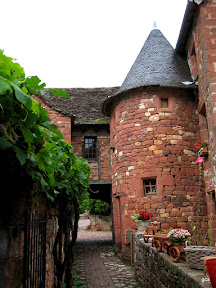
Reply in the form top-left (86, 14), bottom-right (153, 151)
top-left (103, 83), bottom-right (197, 116)
top-left (176, 1), bottom-right (202, 55)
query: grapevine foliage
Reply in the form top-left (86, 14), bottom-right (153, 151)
top-left (0, 50), bottom-right (90, 203)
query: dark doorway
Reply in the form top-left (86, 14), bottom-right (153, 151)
top-left (89, 184), bottom-right (112, 204)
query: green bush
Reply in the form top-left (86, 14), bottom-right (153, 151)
top-left (80, 198), bottom-right (111, 215)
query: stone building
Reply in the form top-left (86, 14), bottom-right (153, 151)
top-left (103, 26), bottom-right (202, 258)
top-left (34, 87), bottom-right (118, 204)
top-left (35, 0), bottom-right (216, 260)
top-left (102, 0), bottom-right (216, 258)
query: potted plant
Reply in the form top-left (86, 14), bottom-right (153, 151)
top-left (195, 141), bottom-right (208, 156)
top-left (167, 229), bottom-right (191, 262)
top-left (167, 229), bottom-right (191, 245)
top-left (131, 210), bottom-right (152, 232)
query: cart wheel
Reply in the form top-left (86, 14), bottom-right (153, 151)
top-left (153, 239), bottom-right (162, 252)
top-left (169, 246), bottom-right (181, 263)
top-left (162, 241), bottom-right (170, 254)
top-left (143, 236), bottom-right (149, 243)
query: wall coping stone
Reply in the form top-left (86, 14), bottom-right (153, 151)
top-left (134, 236), bottom-right (212, 288)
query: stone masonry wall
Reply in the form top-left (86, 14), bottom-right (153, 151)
top-left (134, 238), bottom-right (209, 288)
top-left (0, 182), bottom-right (59, 288)
top-left (33, 95), bottom-right (71, 143)
top-left (110, 87), bottom-right (207, 258)
top-left (33, 96), bottom-right (111, 182)
top-left (99, 136), bottom-right (111, 180)
top-left (187, 0), bottom-right (216, 242)
top-left (72, 134), bottom-right (111, 181)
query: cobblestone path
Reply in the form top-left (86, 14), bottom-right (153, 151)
top-left (73, 219), bottom-right (141, 288)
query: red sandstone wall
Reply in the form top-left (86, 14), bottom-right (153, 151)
top-left (33, 95), bottom-right (71, 143)
top-left (110, 87), bottom-right (205, 255)
top-left (187, 0), bottom-right (216, 243)
top-left (72, 135), bottom-right (111, 181)
top-left (33, 96), bottom-right (111, 182)
top-left (99, 136), bottom-right (111, 180)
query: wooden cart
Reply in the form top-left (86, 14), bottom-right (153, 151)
top-left (143, 221), bottom-right (161, 243)
top-left (152, 234), bottom-right (187, 263)
top-left (152, 234), bottom-right (170, 254)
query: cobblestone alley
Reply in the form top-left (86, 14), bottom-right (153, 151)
top-left (73, 219), bottom-right (142, 288)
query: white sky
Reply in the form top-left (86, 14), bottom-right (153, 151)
top-left (1, 0), bottom-right (187, 88)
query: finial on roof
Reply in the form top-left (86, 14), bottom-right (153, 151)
top-left (153, 20), bottom-right (158, 30)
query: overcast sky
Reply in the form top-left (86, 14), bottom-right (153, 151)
top-left (1, 0), bottom-right (187, 88)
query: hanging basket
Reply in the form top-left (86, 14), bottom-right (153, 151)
top-left (184, 242), bottom-right (215, 270)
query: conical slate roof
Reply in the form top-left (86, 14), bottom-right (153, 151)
top-left (118, 28), bottom-right (194, 94)
top-left (103, 28), bottom-right (195, 115)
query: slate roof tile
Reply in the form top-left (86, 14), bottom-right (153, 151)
top-left (118, 28), bottom-right (194, 94)
top-left (43, 87), bottom-right (119, 125)
top-left (103, 28), bottom-right (196, 115)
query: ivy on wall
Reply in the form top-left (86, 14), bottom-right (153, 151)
top-left (0, 50), bottom-right (90, 287)
top-left (0, 49), bottom-right (90, 203)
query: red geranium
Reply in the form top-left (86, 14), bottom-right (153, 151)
top-left (137, 211), bottom-right (152, 221)
top-left (195, 141), bottom-right (208, 152)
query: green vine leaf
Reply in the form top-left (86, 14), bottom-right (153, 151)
top-left (12, 82), bottom-right (32, 110)
top-left (0, 49), bottom-right (90, 205)
top-left (49, 88), bottom-right (70, 99)
top-left (14, 146), bottom-right (27, 165)
top-left (25, 76), bottom-right (46, 95)
top-left (0, 76), bottom-right (13, 95)
top-left (20, 126), bottom-right (34, 143)
top-left (0, 137), bottom-right (13, 150)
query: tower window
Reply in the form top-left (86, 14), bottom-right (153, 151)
top-left (144, 179), bottom-right (157, 195)
top-left (161, 98), bottom-right (168, 108)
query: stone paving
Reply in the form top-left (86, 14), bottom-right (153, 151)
top-left (73, 219), bottom-right (142, 288)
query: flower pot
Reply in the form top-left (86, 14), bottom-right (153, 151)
top-left (184, 242), bottom-right (215, 270)
top-left (206, 259), bottom-right (216, 288)
top-left (198, 146), bottom-right (208, 157)
top-left (136, 220), bottom-right (150, 232)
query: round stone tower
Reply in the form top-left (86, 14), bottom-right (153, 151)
top-left (103, 27), bottom-right (203, 259)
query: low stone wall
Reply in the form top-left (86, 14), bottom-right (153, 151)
top-left (89, 215), bottom-right (112, 231)
top-left (134, 236), bottom-right (212, 288)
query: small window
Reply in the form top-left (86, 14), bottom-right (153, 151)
top-left (84, 137), bottom-right (97, 159)
top-left (161, 98), bottom-right (168, 108)
top-left (144, 179), bottom-right (157, 195)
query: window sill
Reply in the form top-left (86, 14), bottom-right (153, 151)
top-left (145, 193), bottom-right (157, 197)
top-left (86, 159), bottom-right (98, 163)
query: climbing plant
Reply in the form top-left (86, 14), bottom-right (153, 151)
top-left (0, 50), bottom-right (90, 287)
